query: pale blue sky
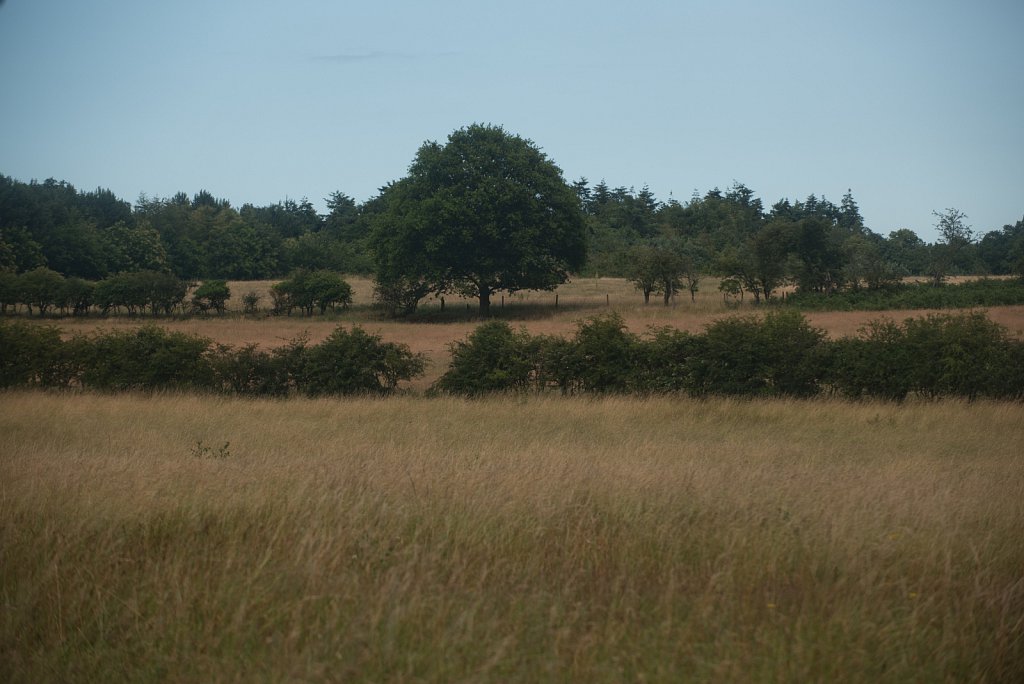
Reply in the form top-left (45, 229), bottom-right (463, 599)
top-left (1, 0), bottom-right (1021, 242)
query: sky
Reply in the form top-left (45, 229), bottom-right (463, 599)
top-left (1, 0), bottom-right (1022, 243)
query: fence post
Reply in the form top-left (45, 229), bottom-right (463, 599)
top-left (555, 294), bottom-right (559, 309)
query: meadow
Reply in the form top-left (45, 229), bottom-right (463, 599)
top-left (2, 392), bottom-right (1022, 682)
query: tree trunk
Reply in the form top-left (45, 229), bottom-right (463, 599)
top-left (479, 285), bottom-right (491, 316)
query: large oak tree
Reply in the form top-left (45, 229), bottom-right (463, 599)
top-left (372, 124), bottom-right (587, 315)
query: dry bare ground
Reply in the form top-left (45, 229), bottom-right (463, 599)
top-left (2, 393), bottom-right (1023, 682)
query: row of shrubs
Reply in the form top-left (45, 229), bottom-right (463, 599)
top-left (433, 311), bottom-right (1024, 401)
top-left (0, 321), bottom-right (423, 396)
top-left (0, 267), bottom-right (354, 317)
top-left (2, 311), bottom-right (1021, 400)
top-left (781, 278), bottom-right (1024, 311)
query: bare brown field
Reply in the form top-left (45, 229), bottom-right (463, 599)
top-left (2, 392), bottom-right (1022, 682)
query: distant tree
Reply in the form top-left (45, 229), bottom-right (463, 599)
top-left (271, 269), bottom-right (352, 315)
top-left (928, 208), bottom-right (974, 284)
top-left (191, 280), bottom-right (231, 315)
top-left (18, 267), bottom-right (65, 315)
top-left (372, 124), bottom-right (587, 315)
top-left (884, 228), bottom-right (928, 275)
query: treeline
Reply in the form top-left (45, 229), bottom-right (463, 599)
top-left (3, 174), bottom-right (1022, 295)
top-left (3, 311), bottom-right (1021, 401)
top-left (0, 175), bottom-right (375, 280)
top-left (0, 321), bottom-right (422, 396)
top-left (433, 312), bottom-right (1024, 401)
top-left (0, 267), bottom-right (353, 317)
top-left (577, 181), bottom-right (1024, 302)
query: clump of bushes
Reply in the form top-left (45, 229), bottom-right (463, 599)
top-left (0, 321), bottom-right (423, 396)
top-left (271, 269), bottom-right (352, 316)
top-left (782, 278), bottom-right (1024, 311)
top-left (431, 310), bottom-right (1024, 401)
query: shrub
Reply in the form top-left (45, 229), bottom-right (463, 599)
top-left (901, 312), bottom-right (1014, 400)
top-left (567, 313), bottom-right (641, 394)
top-left (689, 311), bottom-right (826, 397)
top-left (241, 290), bottom-right (262, 315)
top-left (18, 267), bottom-right (65, 316)
top-left (93, 271), bottom-right (187, 316)
top-left (0, 319), bottom-right (70, 388)
top-left (829, 312), bottom-right (1022, 401)
top-left (432, 321), bottom-right (538, 395)
top-left (77, 326), bottom-right (215, 391)
top-left (297, 326), bottom-right (424, 396)
top-left (272, 270), bottom-right (352, 316)
top-left (828, 320), bottom-right (913, 400)
top-left (192, 279), bottom-right (231, 314)
top-left (209, 342), bottom-right (295, 397)
top-left (58, 277), bottom-right (95, 316)
top-left (633, 326), bottom-right (701, 393)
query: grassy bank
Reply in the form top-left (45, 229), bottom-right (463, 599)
top-left (2, 392), bottom-right (1022, 681)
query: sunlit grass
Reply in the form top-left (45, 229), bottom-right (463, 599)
top-left (2, 392), bottom-right (1022, 682)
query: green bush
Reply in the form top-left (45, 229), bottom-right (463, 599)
top-left (77, 326), bottom-right (215, 392)
top-left (566, 313), bottom-right (641, 394)
top-left (828, 320), bottom-right (913, 400)
top-left (689, 311), bottom-right (826, 397)
top-left (209, 342), bottom-right (295, 397)
top-left (297, 326), bottom-right (424, 396)
top-left (784, 279), bottom-right (1024, 312)
top-left (633, 326), bottom-right (701, 393)
top-left (902, 312), bottom-right (1015, 400)
top-left (829, 312), bottom-right (1022, 401)
top-left (272, 269), bottom-right (352, 316)
top-left (191, 279), bottom-right (231, 314)
top-left (18, 267), bottom-right (65, 316)
top-left (431, 321), bottom-right (538, 395)
top-left (93, 271), bottom-right (187, 316)
top-left (58, 277), bottom-right (94, 316)
top-left (0, 320), bottom-right (69, 388)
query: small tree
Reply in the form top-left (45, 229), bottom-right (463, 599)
top-left (628, 246), bottom-right (684, 305)
top-left (192, 280), bottom-right (231, 314)
top-left (18, 267), bottom-right (65, 316)
top-left (241, 291), bottom-right (262, 315)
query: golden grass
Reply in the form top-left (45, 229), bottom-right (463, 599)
top-left (2, 392), bottom-right (1023, 682)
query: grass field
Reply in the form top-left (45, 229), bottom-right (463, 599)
top-left (2, 392), bottom-right (1023, 682)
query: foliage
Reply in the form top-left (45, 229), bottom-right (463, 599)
top-left (431, 321), bottom-right (538, 395)
top-left (241, 290), bottom-right (262, 315)
top-left (372, 124), bottom-right (587, 315)
top-left (76, 326), bottom-right (215, 392)
top-left (782, 278), bottom-right (1024, 311)
top-left (688, 310), bottom-right (827, 397)
top-left (298, 326), bottom-right (424, 396)
top-left (271, 269), bottom-right (352, 316)
top-left (830, 312), bottom-right (1023, 400)
top-left (92, 271), bottom-right (187, 315)
top-left (0, 320), bottom-right (69, 387)
top-left (18, 267), bottom-right (65, 315)
top-left (191, 279), bottom-right (231, 315)
top-left (627, 246), bottom-right (684, 305)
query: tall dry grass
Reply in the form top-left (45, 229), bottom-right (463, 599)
top-left (2, 392), bottom-right (1022, 682)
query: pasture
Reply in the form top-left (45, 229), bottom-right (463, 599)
top-left (2, 393), bottom-right (1022, 681)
